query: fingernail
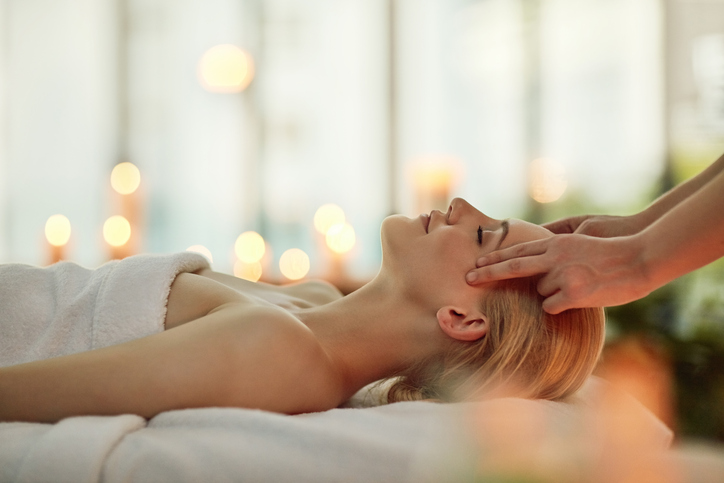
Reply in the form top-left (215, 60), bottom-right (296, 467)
top-left (466, 272), bottom-right (477, 283)
top-left (476, 257), bottom-right (487, 267)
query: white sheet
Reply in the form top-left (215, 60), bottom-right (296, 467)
top-left (0, 377), bottom-right (678, 483)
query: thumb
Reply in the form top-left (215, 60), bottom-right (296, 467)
top-left (541, 291), bottom-right (571, 315)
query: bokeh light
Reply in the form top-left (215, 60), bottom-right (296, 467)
top-left (45, 214), bottom-right (71, 247)
top-left (110, 162), bottom-right (141, 195)
top-left (235, 231), bottom-right (266, 263)
top-left (103, 215), bottom-right (132, 247)
top-left (412, 164), bottom-right (455, 192)
top-left (233, 260), bottom-right (263, 282)
top-left (529, 158), bottom-right (567, 203)
top-left (198, 44), bottom-right (255, 93)
top-left (314, 204), bottom-right (345, 235)
top-left (186, 244), bottom-right (213, 263)
top-left (279, 248), bottom-right (310, 280)
top-left (325, 223), bottom-right (356, 254)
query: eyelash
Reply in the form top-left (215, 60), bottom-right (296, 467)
top-left (477, 226), bottom-right (483, 245)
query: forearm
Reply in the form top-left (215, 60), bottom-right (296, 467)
top-left (637, 153), bottom-right (724, 227)
top-left (637, 166), bottom-right (724, 290)
top-left (0, 304), bottom-right (324, 422)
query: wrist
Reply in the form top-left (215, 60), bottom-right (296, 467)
top-left (631, 229), bottom-right (667, 295)
top-left (629, 209), bottom-right (658, 233)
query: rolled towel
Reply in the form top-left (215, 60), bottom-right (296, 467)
top-left (0, 252), bottom-right (210, 367)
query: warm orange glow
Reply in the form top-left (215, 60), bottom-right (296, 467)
top-left (313, 204), bottom-right (345, 235)
top-left (326, 223), bottom-right (356, 254)
top-left (233, 260), bottom-right (262, 282)
top-left (279, 248), bottom-right (310, 280)
top-left (412, 165), bottom-right (455, 192)
top-left (198, 44), bottom-right (254, 93)
top-left (529, 158), bottom-right (567, 203)
top-left (235, 231), bottom-right (266, 263)
top-left (110, 162), bottom-right (141, 195)
top-left (45, 214), bottom-right (71, 247)
top-left (103, 215), bottom-right (132, 247)
top-left (409, 157), bottom-right (464, 214)
top-left (186, 245), bottom-right (213, 263)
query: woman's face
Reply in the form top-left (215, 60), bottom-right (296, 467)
top-left (380, 197), bottom-right (552, 307)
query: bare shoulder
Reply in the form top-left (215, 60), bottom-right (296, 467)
top-left (212, 304), bottom-right (345, 413)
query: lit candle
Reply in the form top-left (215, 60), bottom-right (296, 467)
top-left (198, 44), bottom-right (255, 93)
top-left (313, 204), bottom-right (349, 283)
top-left (528, 158), bottom-right (567, 204)
top-left (233, 231), bottom-right (269, 282)
top-left (410, 157), bottom-right (461, 214)
top-left (103, 215), bottom-right (132, 260)
top-left (325, 222), bottom-right (356, 284)
top-left (110, 162), bottom-right (142, 259)
top-left (45, 214), bottom-right (71, 265)
top-left (279, 248), bottom-right (310, 281)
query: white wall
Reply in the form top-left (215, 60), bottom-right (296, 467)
top-left (2, 0), bottom-right (117, 266)
top-left (395, 0), bottom-right (665, 218)
top-left (0, 0), bottom-right (7, 259)
top-left (126, 0), bottom-right (255, 269)
top-left (0, 0), bottom-right (669, 276)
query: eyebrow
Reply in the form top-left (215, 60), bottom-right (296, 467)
top-left (494, 219), bottom-right (510, 250)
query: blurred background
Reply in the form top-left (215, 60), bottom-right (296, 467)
top-left (1, 0), bottom-right (723, 441)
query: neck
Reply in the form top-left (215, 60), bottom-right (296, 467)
top-left (295, 274), bottom-right (447, 398)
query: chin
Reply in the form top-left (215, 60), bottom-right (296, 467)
top-left (379, 215), bottom-right (411, 260)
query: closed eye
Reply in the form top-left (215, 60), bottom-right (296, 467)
top-left (477, 226), bottom-right (483, 245)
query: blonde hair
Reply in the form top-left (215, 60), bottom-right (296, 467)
top-left (387, 277), bottom-right (605, 403)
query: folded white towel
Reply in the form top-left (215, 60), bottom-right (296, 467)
top-left (7, 415), bottom-right (146, 483)
top-left (0, 252), bottom-right (210, 367)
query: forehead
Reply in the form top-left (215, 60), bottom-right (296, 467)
top-left (500, 219), bottom-right (553, 250)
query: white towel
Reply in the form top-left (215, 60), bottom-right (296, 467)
top-left (3, 415), bottom-right (146, 483)
top-left (0, 252), bottom-right (210, 367)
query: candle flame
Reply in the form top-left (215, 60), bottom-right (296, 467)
top-left (45, 214), bottom-right (71, 247)
top-left (235, 231), bottom-right (266, 263)
top-left (279, 248), bottom-right (310, 280)
top-left (103, 215), bottom-right (132, 247)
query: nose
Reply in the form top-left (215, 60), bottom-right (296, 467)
top-left (449, 197), bottom-right (495, 224)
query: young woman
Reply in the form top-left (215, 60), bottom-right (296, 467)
top-left (0, 198), bottom-right (604, 422)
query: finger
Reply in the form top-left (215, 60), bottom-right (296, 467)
top-left (541, 218), bottom-right (575, 234)
top-left (542, 216), bottom-right (585, 234)
top-left (541, 291), bottom-right (571, 315)
top-left (467, 255), bottom-right (550, 285)
top-left (536, 274), bottom-right (560, 297)
top-left (475, 238), bottom-right (550, 268)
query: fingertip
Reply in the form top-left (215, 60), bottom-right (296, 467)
top-left (542, 298), bottom-right (564, 315)
top-left (466, 271), bottom-right (478, 284)
top-left (475, 257), bottom-right (487, 268)
top-left (544, 306), bottom-right (561, 315)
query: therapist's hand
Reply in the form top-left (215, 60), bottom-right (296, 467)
top-left (543, 214), bottom-right (648, 238)
top-left (465, 234), bottom-right (653, 314)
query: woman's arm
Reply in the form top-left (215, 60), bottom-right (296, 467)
top-left (0, 304), bottom-right (335, 422)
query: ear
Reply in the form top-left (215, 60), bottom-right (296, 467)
top-left (436, 306), bottom-right (488, 342)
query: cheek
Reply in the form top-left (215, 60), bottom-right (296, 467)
top-left (426, 230), bottom-right (477, 273)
